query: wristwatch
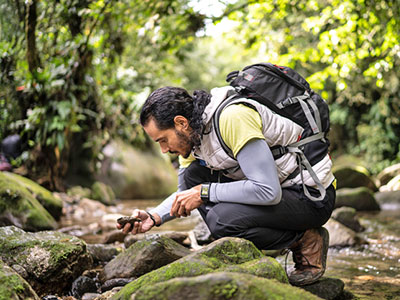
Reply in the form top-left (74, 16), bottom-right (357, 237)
top-left (200, 183), bottom-right (210, 203)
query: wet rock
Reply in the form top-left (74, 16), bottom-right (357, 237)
top-left (75, 198), bottom-right (108, 219)
top-left (91, 181), bottom-right (116, 206)
top-left (11, 263), bottom-right (28, 278)
top-left (93, 287), bottom-right (121, 300)
top-left (1, 172), bottom-right (63, 220)
top-left (71, 275), bottom-right (98, 299)
top-left (0, 259), bottom-right (40, 300)
top-left (95, 140), bottom-right (177, 199)
top-left (113, 237), bottom-right (287, 300)
top-left (87, 244), bottom-right (122, 263)
top-left (102, 235), bottom-right (191, 281)
top-left (333, 165), bottom-right (377, 191)
top-left (325, 219), bottom-right (367, 247)
top-left (331, 207), bottom-right (364, 232)
top-left (376, 163), bottom-right (400, 187)
top-left (41, 296), bottom-right (62, 300)
top-left (380, 174), bottom-right (400, 192)
top-left (103, 229), bottom-right (127, 244)
top-left (193, 219), bottom-right (214, 244)
top-left (0, 172), bottom-right (58, 231)
top-left (131, 272), bottom-right (319, 300)
top-left (300, 277), bottom-right (345, 299)
top-left (124, 231), bottom-right (189, 248)
top-left (101, 278), bottom-right (134, 292)
top-left (67, 186), bottom-right (92, 200)
top-left (335, 187), bottom-right (380, 211)
top-left (0, 226), bottom-right (93, 296)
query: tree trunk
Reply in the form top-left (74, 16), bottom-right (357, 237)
top-left (26, 0), bottom-right (39, 73)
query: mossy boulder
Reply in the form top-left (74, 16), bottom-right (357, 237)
top-left (91, 181), bottom-right (116, 206)
top-left (0, 226), bottom-right (93, 296)
top-left (67, 186), bottom-right (92, 199)
top-left (331, 206), bottom-right (364, 232)
top-left (102, 235), bottom-right (191, 281)
top-left (332, 165), bottom-right (377, 191)
top-left (113, 237), bottom-right (287, 300)
top-left (96, 140), bottom-right (177, 199)
top-left (301, 277), bottom-right (345, 300)
top-left (131, 272), bottom-right (320, 300)
top-left (0, 172), bottom-right (57, 231)
top-left (0, 259), bottom-right (40, 300)
top-left (335, 187), bottom-right (380, 211)
top-left (1, 172), bottom-right (62, 220)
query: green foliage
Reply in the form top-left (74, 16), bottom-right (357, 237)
top-left (222, 0), bottom-right (400, 173)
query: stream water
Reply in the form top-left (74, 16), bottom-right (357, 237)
top-left (60, 199), bottom-right (400, 300)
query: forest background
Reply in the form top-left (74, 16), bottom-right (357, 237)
top-left (1, 0), bottom-right (399, 191)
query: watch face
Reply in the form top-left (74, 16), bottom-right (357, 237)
top-left (201, 185), bottom-right (209, 197)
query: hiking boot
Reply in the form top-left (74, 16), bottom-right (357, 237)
top-left (288, 227), bottom-right (329, 286)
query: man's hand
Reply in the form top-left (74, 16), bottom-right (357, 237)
top-left (170, 184), bottom-right (203, 218)
top-left (116, 209), bottom-right (156, 234)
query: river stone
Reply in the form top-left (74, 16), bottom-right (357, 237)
top-left (95, 140), bottom-right (177, 199)
top-left (300, 277), bottom-right (344, 300)
top-left (375, 190), bottom-right (400, 205)
top-left (1, 172), bottom-right (63, 220)
top-left (124, 231), bottom-right (189, 248)
top-left (0, 172), bottom-right (58, 231)
top-left (331, 207), bottom-right (364, 232)
top-left (87, 244), bottom-right (122, 263)
top-left (131, 272), bottom-right (319, 300)
top-left (102, 235), bottom-right (191, 281)
top-left (332, 165), bottom-right (377, 191)
top-left (0, 259), bottom-right (40, 300)
top-left (101, 278), bottom-right (134, 292)
top-left (335, 187), bottom-right (380, 211)
top-left (113, 237), bottom-right (287, 300)
top-left (0, 226), bottom-right (93, 296)
top-left (376, 163), bottom-right (400, 186)
top-left (91, 181), bottom-right (116, 206)
top-left (325, 219), bottom-right (367, 247)
top-left (71, 275), bottom-right (99, 299)
top-left (103, 229), bottom-right (127, 244)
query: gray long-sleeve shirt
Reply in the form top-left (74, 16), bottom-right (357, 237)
top-left (150, 138), bottom-right (281, 224)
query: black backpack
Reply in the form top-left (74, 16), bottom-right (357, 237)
top-left (213, 63), bottom-right (331, 201)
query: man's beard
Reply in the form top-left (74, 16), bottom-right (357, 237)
top-left (175, 129), bottom-right (195, 158)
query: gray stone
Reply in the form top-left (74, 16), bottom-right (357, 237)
top-left (124, 231), bottom-right (189, 248)
top-left (0, 259), bottom-right (40, 300)
top-left (71, 275), bottom-right (98, 299)
top-left (301, 277), bottom-right (345, 300)
top-left (331, 207), bottom-right (364, 232)
top-left (102, 235), bottom-right (191, 281)
top-left (0, 226), bottom-right (93, 296)
top-left (335, 187), bottom-right (380, 211)
top-left (101, 278), bottom-right (134, 292)
top-left (193, 219), bottom-right (214, 244)
top-left (131, 272), bottom-right (320, 300)
top-left (82, 293), bottom-right (101, 300)
top-left (325, 219), bottom-right (367, 247)
top-left (87, 244), bottom-right (122, 263)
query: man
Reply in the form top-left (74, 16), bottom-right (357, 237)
top-left (117, 85), bottom-right (336, 286)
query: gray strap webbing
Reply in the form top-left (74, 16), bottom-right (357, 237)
top-left (287, 147), bottom-right (326, 201)
top-left (289, 132), bottom-right (325, 148)
top-left (307, 98), bottom-right (322, 133)
top-left (298, 98), bottom-right (319, 134)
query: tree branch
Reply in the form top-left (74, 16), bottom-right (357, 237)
top-left (25, 0), bottom-right (40, 74)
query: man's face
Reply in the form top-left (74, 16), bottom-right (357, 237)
top-left (144, 117), bottom-right (193, 158)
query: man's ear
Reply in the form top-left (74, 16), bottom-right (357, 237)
top-left (173, 115), bottom-right (189, 130)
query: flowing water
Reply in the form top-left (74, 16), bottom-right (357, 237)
top-left (60, 199), bottom-right (400, 299)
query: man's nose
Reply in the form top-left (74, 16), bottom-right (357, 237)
top-left (160, 144), bottom-right (169, 154)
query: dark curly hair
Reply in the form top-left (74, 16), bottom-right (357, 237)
top-left (140, 87), bottom-right (211, 147)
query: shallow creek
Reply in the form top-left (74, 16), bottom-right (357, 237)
top-left (60, 199), bottom-right (400, 299)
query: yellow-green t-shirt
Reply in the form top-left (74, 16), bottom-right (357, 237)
top-left (179, 104), bottom-right (264, 167)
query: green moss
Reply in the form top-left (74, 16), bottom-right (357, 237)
top-left (2, 172), bottom-right (62, 219)
top-left (0, 173), bottom-right (57, 231)
top-left (212, 282), bottom-right (238, 299)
